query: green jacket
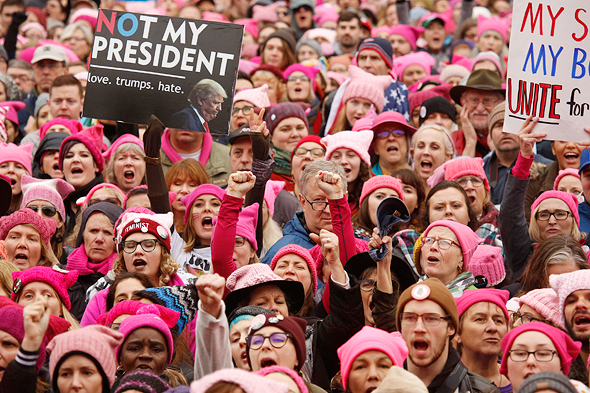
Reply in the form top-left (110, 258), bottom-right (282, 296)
top-left (160, 142), bottom-right (231, 186)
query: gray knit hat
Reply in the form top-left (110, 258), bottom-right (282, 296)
top-left (296, 38), bottom-right (323, 57)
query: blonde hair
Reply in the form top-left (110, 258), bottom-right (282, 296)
top-left (104, 143), bottom-right (146, 188)
top-left (529, 202), bottom-right (581, 243)
top-left (113, 246), bottom-right (179, 287)
top-left (251, 70), bottom-right (286, 102)
top-left (13, 284), bottom-right (80, 330)
top-left (181, 195), bottom-right (222, 252)
top-left (410, 124), bottom-right (456, 159)
top-left (263, 204), bottom-right (283, 251)
top-left (0, 259), bottom-right (16, 296)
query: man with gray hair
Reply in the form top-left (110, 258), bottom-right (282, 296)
top-left (262, 160), bottom-right (354, 264)
top-left (171, 78), bottom-right (227, 133)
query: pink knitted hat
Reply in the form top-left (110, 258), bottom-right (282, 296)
top-left (102, 134), bottom-right (144, 163)
top-left (472, 51), bottom-right (503, 74)
top-left (371, 110), bottom-right (417, 136)
top-left (351, 107), bottom-right (377, 132)
top-left (20, 175), bottom-right (74, 220)
top-left (321, 130), bottom-right (374, 166)
top-left (0, 142), bottom-right (33, 175)
top-left (500, 322), bottom-right (581, 377)
top-left (180, 184), bottom-right (225, 224)
top-left (338, 327), bottom-right (408, 389)
top-left (518, 288), bottom-right (563, 329)
top-left (0, 208), bottom-right (57, 246)
top-left (117, 304), bottom-right (177, 364)
top-left (59, 124), bottom-right (106, 172)
top-left (270, 244), bottom-right (318, 293)
top-left (455, 288), bottom-right (509, 319)
top-left (342, 66), bottom-right (391, 113)
top-left (359, 175), bottom-right (405, 205)
top-left (283, 63), bottom-right (319, 91)
top-left (423, 220), bottom-right (483, 266)
top-left (466, 245), bottom-right (506, 287)
top-left (371, 25), bottom-right (391, 38)
top-left (76, 183), bottom-right (125, 207)
top-left (116, 211), bottom-right (174, 252)
top-left (264, 180), bottom-right (285, 218)
top-left (327, 71), bottom-right (347, 87)
top-left (394, 52), bottom-right (435, 82)
top-left (440, 64), bottom-right (471, 84)
top-left (235, 18), bottom-right (259, 40)
top-left (39, 118), bottom-right (83, 141)
top-left (233, 84), bottom-right (271, 108)
top-left (47, 325), bottom-right (123, 386)
top-left (477, 15), bottom-right (509, 43)
top-left (1, 101), bottom-right (25, 126)
top-left (549, 270), bottom-right (590, 328)
top-left (69, 8), bottom-right (98, 29)
top-left (443, 157), bottom-right (490, 192)
top-left (12, 266), bottom-right (78, 310)
top-left (554, 168), bottom-right (581, 190)
top-left (252, 4), bottom-right (279, 23)
top-left (530, 190), bottom-right (580, 226)
top-left (236, 203), bottom-right (259, 251)
top-left (255, 365), bottom-right (308, 393)
top-left (202, 11), bottom-right (230, 22)
top-left (96, 300), bottom-right (181, 329)
top-left (389, 25), bottom-right (424, 51)
top-left (190, 368), bottom-right (289, 393)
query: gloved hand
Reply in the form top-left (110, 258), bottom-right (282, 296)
top-left (143, 115), bottom-right (165, 160)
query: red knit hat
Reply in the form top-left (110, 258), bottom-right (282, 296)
top-left (0, 208), bottom-right (57, 246)
top-left (443, 157), bottom-right (490, 192)
top-left (270, 244), bottom-right (317, 293)
top-left (12, 266), bottom-right (78, 310)
top-left (265, 102), bottom-right (309, 135)
top-left (290, 135), bottom-right (326, 162)
top-left (59, 124), bottom-right (106, 172)
top-left (116, 211), bottom-right (174, 252)
top-left (530, 190), bottom-right (580, 226)
top-left (360, 175), bottom-right (405, 205)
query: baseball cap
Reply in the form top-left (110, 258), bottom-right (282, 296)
top-left (32, 45), bottom-right (68, 65)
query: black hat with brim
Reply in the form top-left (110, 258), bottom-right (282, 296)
top-left (449, 69), bottom-right (506, 104)
top-left (345, 251), bottom-right (418, 293)
top-left (224, 279), bottom-right (306, 317)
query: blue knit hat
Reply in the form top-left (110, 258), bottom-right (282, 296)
top-left (357, 37), bottom-right (394, 70)
top-left (134, 285), bottom-right (198, 334)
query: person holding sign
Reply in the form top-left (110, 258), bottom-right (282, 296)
top-left (171, 79), bottom-right (227, 134)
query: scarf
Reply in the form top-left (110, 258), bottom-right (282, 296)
top-left (160, 128), bottom-right (212, 168)
top-left (273, 146), bottom-right (293, 176)
top-left (66, 245), bottom-right (116, 275)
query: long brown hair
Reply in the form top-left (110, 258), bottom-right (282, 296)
top-left (419, 181), bottom-right (478, 232)
top-left (392, 169), bottom-right (426, 230)
top-left (165, 158), bottom-right (209, 190)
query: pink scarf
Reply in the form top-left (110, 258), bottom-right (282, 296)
top-left (160, 129), bottom-right (212, 168)
top-left (66, 246), bottom-right (116, 276)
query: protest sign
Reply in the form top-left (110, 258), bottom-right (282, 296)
top-left (504, 0), bottom-right (590, 142)
top-left (83, 10), bottom-right (243, 135)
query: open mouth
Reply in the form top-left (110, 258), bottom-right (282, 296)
top-left (136, 364), bottom-right (153, 371)
top-left (241, 351), bottom-right (247, 361)
top-left (124, 170), bottom-right (135, 180)
top-left (9, 179), bottom-right (16, 185)
top-left (237, 119), bottom-right (247, 127)
top-left (71, 168), bottom-right (83, 175)
top-left (14, 253), bottom-right (28, 262)
top-left (201, 217), bottom-right (213, 230)
top-left (133, 258), bottom-right (147, 268)
top-left (53, 163), bottom-right (60, 171)
top-left (260, 359), bottom-right (277, 368)
top-left (574, 313), bottom-right (590, 327)
top-left (468, 196), bottom-right (476, 204)
top-left (420, 161), bottom-right (432, 171)
top-left (413, 339), bottom-right (429, 355)
top-left (387, 146), bottom-right (398, 153)
top-left (427, 255), bottom-right (440, 263)
top-left (564, 152), bottom-right (579, 163)
top-left (294, 87), bottom-right (302, 93)
top-left (344, 168), bottom-right (351, 175)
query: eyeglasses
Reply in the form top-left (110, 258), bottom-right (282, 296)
top-left (400, 312), bottom-right (450, 326)
top-left (510, 312), bottom-right (545, 326)
top-left (455, 177), bottom-right (485, 188)
top-left (247, 332), bottom-right (292, 349)
top-left (421, 237), bottom-right (461, 250)
top-left (9, 74), bottom-right (31, 83)
top-left (120, 238), bottom-right (159, 254)
top-left (27, 205), bottom-right (57, 217)
top-left (535, 210), bottom-right (571, 221)
top-left (507, 349), bottom-right (557, 362)
top-left (235, 236), bottom-right (247, 247)
top-left (287, 76), bottom-right (310, 83)
top-left (293, 147), bottom-right (325, 158)
top-left (376, 130), bottom-right (405, 139)
top-left (293, 5), bottom-right (312, 12)
top-left (464, 97), bottom-right (500, 108)
top-left (88, 197), bottom-right (122, 207)
top-left (360, 279), bottom-right (375, 292)
top-left (303, 195), bottom-right (329, 211)
top-left (232, 105), bottom-right (254, 116)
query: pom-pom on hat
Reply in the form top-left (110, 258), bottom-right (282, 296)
top-left (518, 288), bottom-right (563, 329)
top-left (102, 134), bottom-right (144, 163)
top-left (39, 118), bottom-right (83, 141)
top-left (48, 325), bottom-right (123, 388)
top-left (443, 157), bottom-right (489, 192)
top-left (0, 142), bottom-right (33, 175)
top-left (264, 181), bottom-right (285, 218)
top-left (20, 175), bottom-right (74, 220)
top-left (500, 322), bottom-right (581, 377)
top-left (270, 244), bottom-right (317, 294)
top-left (0, 208), bottom-right (57, 246)
top-left (321, 130), bottom-right (373, 167)
top-left (116, 211), bottom-right (174, 252)
top-left (190, 368), bottom-right (289, 393)
top-left (466, 245), bottom-right (506, 287)
top-left (554, 168), bottom-right (581, 190)
top-left (233, 84), bottom-right (271, 108)
top-left (455, 288), bottom-right (509, 319)
top-left (12, 266), bottom-right (78, 310)
top-left (389, 25), bottom-right (424, 51)
top-left (394, 52), bottom-right (435, 82)
top-left (342, 66), bottom-right (391, 113)
top-left (356, 37), bottom-right (394, 70)
top-left (265, 102), bottom-right (309, 135)
top-left (180, 184), bottom-right (225, 224)
top-left (530, 190), bottom-right (580, 226)
top-left (359, 175), bottom-right (405, 205)
top-left (117, 304), bottom-right (177, 364)
top-left (338, 327), bottom-right (408, 390)
top-left (549, 270), bottom-right (590, 328)
top-left (59, 124), bottom-right (106, 172)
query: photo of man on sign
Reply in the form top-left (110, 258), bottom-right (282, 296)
top-left (170, 79), bottom-right (227, 133)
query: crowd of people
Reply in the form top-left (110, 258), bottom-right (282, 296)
top-left (0, 0), bottom-right (588, 392)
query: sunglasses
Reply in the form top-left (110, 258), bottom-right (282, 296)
top-left (28, 205), bottom-right (57, 217)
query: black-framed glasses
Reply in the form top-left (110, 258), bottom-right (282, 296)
top-left (510, 312), bottom-right (545, 325)
top-left (28, 205), bottom-right (57, 217)
top-left (88, 197), bottom-right (122, 207)
top-left (235, 236), bottom-right (247, 247)
top-left (507, 350), bottom-right (557, 362)
top-left (360, 279), bottom-right (375, 292)
top-left (303, 195), bottom-right (329, 211)
top-left (232, 105), bottom-right (254, 116)
top-left (247, 332), bottom-right (292, 349)
top-left (376, 130), bottom-right (405, 139)
top-left (421, 237), bottom-right (461, 250)
top-left (293, 5), bottom-right (312, 12)
top-left (535, 210), bottom-right (571, 221)
top-left (120, 238), bottom-right (159, 254)
top-left (287, 76), bottom-right (310, 83)
top-left (455, 177), bottom-right (485, 188)
top-left (400, 312), bottom-right (451, 326)
top-left (293, 147), bottom-right (325, 158)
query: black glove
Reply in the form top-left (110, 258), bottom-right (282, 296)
top-left (250, 131), bottom-right (271, 160)
top-left (143, 115), bottom-right (165, 159)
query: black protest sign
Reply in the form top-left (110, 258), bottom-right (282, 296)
top-left (83, 10), bottom-right (243, 135)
